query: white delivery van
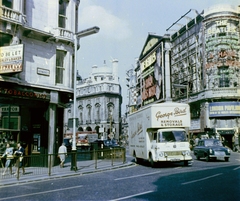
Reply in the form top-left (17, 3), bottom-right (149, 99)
top-left (128, 102), bottom-right (192, 167)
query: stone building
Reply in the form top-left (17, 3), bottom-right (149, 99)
top-left (64, 60), bottom-right (122, 140)
top-left (0, 0), bottom-right (80, 156)
top-left (127, 4), bottom-right (240, 150)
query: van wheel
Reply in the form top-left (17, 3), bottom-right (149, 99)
top-left (184, 161), bottom-right (188, 166)
top-left (133, 152), bottom-right (139, 164)
top-left (149, 154), bottom-right (155, 168)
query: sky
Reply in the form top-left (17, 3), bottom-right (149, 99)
top-left (77, 0), bottom-right (240, 113)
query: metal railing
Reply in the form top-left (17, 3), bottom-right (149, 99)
top-left (1, 148), bottom-right (126, 180)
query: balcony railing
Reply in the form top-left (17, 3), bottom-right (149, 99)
top-left (54, 27), bottom-right (73, 41)
top-left (0, 6), bottom-right (23, 23)
top-left (86, 120), bottom-right (91, 124)
top-left (95, 119), bottom-right (101, 124)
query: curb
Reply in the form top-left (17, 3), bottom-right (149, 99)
top-left (0, 162), bottom-right (135, 187)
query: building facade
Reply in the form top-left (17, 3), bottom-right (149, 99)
top-left (127, 4), bottom-right (240, 150)
top-left (64, 60), bottom-right (122, 140)
top-left (0, 0), bottom-right (79, 156)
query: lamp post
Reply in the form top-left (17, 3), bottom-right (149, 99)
top-left (173, 84), bottom-right (189, 102)
top-left (71, 26), bottom-right (100, 171)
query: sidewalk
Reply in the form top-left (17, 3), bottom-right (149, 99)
top-left (0, 159), bottom-right (134, 186)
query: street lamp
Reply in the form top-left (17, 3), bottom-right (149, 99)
top-left (173, 84), bottom-right (189, 102)
top-left (71, 26), bottom-right (100, 171)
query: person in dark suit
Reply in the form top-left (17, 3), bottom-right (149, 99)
top-left (14, 142), bottom-right (25, 175)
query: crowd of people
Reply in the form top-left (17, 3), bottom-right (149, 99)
top-left (0, 142), bottom-right (25, 176)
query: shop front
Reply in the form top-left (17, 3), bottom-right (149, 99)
top-left (0, 83), bottom-right (66, 166)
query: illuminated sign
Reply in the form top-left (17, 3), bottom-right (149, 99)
top-left (0, 44), bottom-right (24, 74)
top-left (209, 102), bottom-right (240, 117)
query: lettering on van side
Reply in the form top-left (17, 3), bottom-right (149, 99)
top-left (131, 123), bottom-right (143, 139)
top-left (156, 107), bottom-right (187, 120)
top-left (160, 120), bottom-right (183, 127)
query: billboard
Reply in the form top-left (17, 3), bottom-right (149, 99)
top-left (209, 102), bottom-right (240, 117)
top-left (0, 44), bottom-right (24, 74)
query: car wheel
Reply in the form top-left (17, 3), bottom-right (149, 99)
top-left (206, 155), bottom-right (210, 162)
top-left (196, 155), bottom-right (200, 160)
top-left (225, 157), bottom-right (229, 162)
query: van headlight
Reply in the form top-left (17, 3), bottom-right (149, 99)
top-left (159, 152), bottom-right (164, 157)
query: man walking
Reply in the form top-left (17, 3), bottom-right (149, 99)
top-left (14, 142), bottom-right (25, 175)
top-left (58, 143), bottom-right (67, 168)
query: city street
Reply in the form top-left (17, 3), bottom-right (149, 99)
top-left (0, 152), bottom-right (239, 201)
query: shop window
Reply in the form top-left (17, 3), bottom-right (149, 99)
top-left (2, 0), bottom-right (13, 8)
top-left (59, 0), bottom-right (68, 28)
top-left (56, 50), bottom-right (66, 84)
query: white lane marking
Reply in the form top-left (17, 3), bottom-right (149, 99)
top-left (109, 190), bottom-right (153, 201)
top-left (233, 166), bottom-right (240, 170)
top-left (182, 173), bottom-right (222, 185)
top-left (0, 185), bottom-right (83, 201)
top-left (114, 171), bottom-right (161, 181)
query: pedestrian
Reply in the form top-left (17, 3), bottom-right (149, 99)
top-left (58, 143), bottom-right (67, 168)
top-left (14, 142), bottom-right (25, 175)
top-left (1, 143), bottom-right (14, 175)
top-left (233, 134), bottom-right (239, 152)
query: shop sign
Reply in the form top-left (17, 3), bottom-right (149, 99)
top-left (37, 68), bottom-right (50, 76)
top-left (141, 52), bottom-right (156, 72)
top-left (0, 87), bottom-right (50, 100)
top-left (0, 44), bottom-right (24, 74)
top-left (0, 106), bottom-right (19, 112)
top-left (209, 102), bottom-right (240, 117)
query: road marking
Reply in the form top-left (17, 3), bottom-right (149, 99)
top-left (0, 185), bottom-right (83, 201)
top-left (109, 190), bottom-right (153, 201)
top-left (181, 173), bottom-right (223, 185)
top-left (233, 166), bottom-right (240, 170)
top-left (114, 171), bottom-right (161, 181)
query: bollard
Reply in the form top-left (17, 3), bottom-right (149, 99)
top-left (94, 150), bottom-right (97, 169)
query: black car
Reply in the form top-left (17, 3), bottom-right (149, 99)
top-left (193, 139), bottom-right (231, 162)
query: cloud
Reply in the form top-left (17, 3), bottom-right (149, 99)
top-left (79, 4), bottom-right (132, 40)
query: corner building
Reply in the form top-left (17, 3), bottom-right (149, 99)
top-left (0, 0), bottom-right (79, 157)
top-left (132, 4), bottom-right (240, 150)
top-left (64, 60), bottom-right (122, 140)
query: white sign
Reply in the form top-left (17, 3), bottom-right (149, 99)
top-left (0, 106), bottom-right (19, 112)
top-left (0, 44), bottom-right (24, 74)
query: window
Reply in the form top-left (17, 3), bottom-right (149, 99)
top-left (59, 0), bottom-right (68, 28)
top-left (218, 66), bottom-right (229, 87)
top-left (56, 50), bottom-right (66, 84)
top-left (2, 0), bottom-right (13, 8)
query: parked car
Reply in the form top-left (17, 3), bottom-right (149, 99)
top-left (193, 139), bottom-right (231, 162)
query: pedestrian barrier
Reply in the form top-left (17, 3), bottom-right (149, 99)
top-left (0, 147), bottom-right (126, 180)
